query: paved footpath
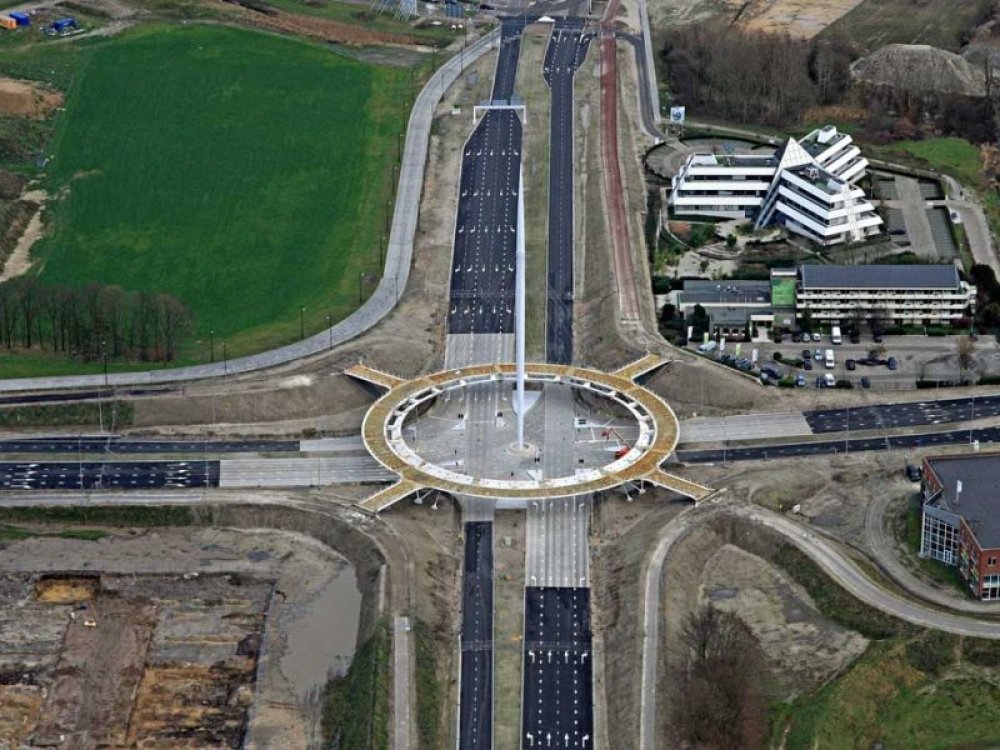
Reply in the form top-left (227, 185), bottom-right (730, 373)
top-left (0, 30), bottom-right (501, 394)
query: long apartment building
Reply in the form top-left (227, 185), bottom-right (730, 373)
top-left (792, 264), bottom-right (975, 325)
top-left (668, 125), bottom-right (883, 246)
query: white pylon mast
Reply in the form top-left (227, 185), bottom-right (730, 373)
top-left (515, 166), bottom-right (526, 450)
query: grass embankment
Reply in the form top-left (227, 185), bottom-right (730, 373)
top-left (0, 505), bottom-right (194, 525)
top-left (770, 541), bottom-right (1000, 748)
top-left (0, 524), bottom-right (106, 541)
top-left (0, 400), bottom-right (133, 426)
top-left (818, 0), bottom-right (993, 53)
top-left (264, 0), bottom-right (457, 46)
top-left (412, 619), bottom-right (443, 749)
top-left (322, 617), bottom-right (390, 750)
top-left (2, 23), bottom-right (411, 371)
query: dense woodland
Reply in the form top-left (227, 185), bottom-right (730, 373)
top-left (0, 278), bottom-right (193, 363)
top-left (662, 25), bottom-right (997, 144)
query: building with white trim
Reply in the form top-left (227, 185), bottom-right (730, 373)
top-left (795, 264), bottom-right (975, 325)
top-left (668, 125), bottom-right (883, 246)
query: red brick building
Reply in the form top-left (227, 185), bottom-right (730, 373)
top-left (921, 453), bottom-right (1000, 600)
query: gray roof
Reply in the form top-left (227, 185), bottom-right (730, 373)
top-left (927, 454), bottom-right (1000, 549)
top-left (708, 306), bottom-right (772, 326)
top-left (800, 264), bottom-right (960, 290)
top-left (679, 280), bottom-right (771, 307)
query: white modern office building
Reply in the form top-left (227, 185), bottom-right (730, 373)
top-left (668, 125), bottom-right (883, 246)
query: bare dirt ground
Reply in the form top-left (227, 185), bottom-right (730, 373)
top-left (0, 78), bottom-right (62, 119)
top-left (0, 526), bottom-right (365, 748)
top-left (0, 190), bottom-right (46, 283)
top-left (646, 0), bottom-right (866, 40)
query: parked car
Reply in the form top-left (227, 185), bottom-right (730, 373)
top-left (802, 349), bottom-right (812, 360)
top-left (791, 332), bottom-right (802, 343)
top-left (803, 359), bottom-right (813, 371)
top-left (887, 356), bottom-right (898, 370)
top-left (795, 374), bottom-right (807, 387)
top-left (845, 358), bottom-right (856, 371)
top-left (860, 376), bottom-right (871, 389)
top-left (906, 464), bottom-right (922, 482)
top-left (873, 332), bottom-right (884, 343)
top-left (773, 333), bottom-right (784, 344)
top-left (814, 348), bottom-right (823, 360)
top-left (811, 332), bottom-right (822, 342)
top-left (823, 373), bottom-right (836, 388)
top-left (849, 331), bottom-right (861, 344)
top-left (815, 376), bottom-right (824, 388)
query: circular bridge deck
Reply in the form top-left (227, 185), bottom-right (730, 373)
top-left (347, 356), bottom-right (714, 513)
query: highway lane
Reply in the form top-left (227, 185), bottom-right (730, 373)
top-left (804, 395), bottom-right (1000, 434)
top-left (543, 20), bottom-right (589, 365)
top-left (449, 20), bottom-right (525, 336)
top-left (0, 436), bottom-right (299, 454)
top-left (460, 521), bottom-right (495, 750)
top-left (521, 587), bottom-right (593, 750)
top-left (677, 424), bottom-right (1000, 463)
top-left (0, 460), bottom-right (218, 490)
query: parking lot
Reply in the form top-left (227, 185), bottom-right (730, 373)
top-left (698, 332), bottom-right (1000, 390)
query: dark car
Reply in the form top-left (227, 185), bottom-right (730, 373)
top-left (906, 464), bottom-right (922, 482)
top-left (845, 358), bottom-right (856, 371)
top-left (887, 356), bottom-right (898, 370)
top-left (850, 331), bottom-right (861, 344)
top-left (873, 332), bottom-right (884, 343)
top-left (802, 349), bottom-right (812, 360)
top-left (860, 376), bottom-right (871, 389)
top-left (791, 332), bottom-right (802, 343)
top-left (815, 376), bottom-right (825, 388)
top-left (803, 359), bottom-right (813, 370)
top-left (773, 333), bottom-right (784, 344)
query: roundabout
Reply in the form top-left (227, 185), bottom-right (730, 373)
top-left (347, 355), bottom-right (714, 513)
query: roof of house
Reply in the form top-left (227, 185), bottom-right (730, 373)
top-left (926, 453), bottom-right (1000, 549)
top-left (800, 264), bottom-right (960, 290)
top-left (707, 306), bottom-right (772, 326)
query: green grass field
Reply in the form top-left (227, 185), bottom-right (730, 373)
top-left (23, 24), bottom-right (409, 361)
top-left (819, 0), bottom-right (992, 53)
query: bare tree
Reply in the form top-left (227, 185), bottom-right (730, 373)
top-left (957, 335), bottom-right (977, 382)
top-left (671, 606), bottom-right (768, 749)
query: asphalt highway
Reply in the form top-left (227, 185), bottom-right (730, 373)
top-left (804, 395), bottom-right (1000, 433)
top-left (460, 522), bottom-right (494, 750)
top-left (0, 436), bottom-right (299, 454)
top-left (543, 20), bottom-right (589, 365)
top-left (677, 424), bottom-right (1000, 463)
top-left (522, 587), bottom-right (593, 749)
top-left (448, 20), bottom-right (524, 335)
top-left (0, 460), bottom-right (219, 490)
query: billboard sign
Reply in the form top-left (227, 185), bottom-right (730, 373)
top-left (669, 106), bottom-right (686, 125)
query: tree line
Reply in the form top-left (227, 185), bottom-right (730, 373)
top-left (662, 25), bottom-right (852, 127)
top-left (0, 278), bottom-right (193, 362)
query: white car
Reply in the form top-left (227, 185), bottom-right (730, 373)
top-left (811, 332), bottom-right (821, 342)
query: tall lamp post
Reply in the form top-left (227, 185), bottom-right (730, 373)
top-left (300, 306), bottom-right (306, 341)
top-left (327, 312), bottom-right (333, 350)
top-left (209, 329), bottom-right (215, 363)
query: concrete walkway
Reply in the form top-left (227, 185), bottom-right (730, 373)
top-left (393, 615), bottom-right (412, 750)
top-left (0, 30), bottom-right (501, 393)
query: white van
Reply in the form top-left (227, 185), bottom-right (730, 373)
top-left (831, 326), bottom-right (842, 345)
top-left (697, 340), bottom-right (717, 354)
top-left (824, 349), bottom-right (835, 369)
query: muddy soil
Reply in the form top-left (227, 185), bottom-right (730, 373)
top-left (0, 523), bottom-right (367, 748)
top-left (0, 78), bottom-right (62, 119)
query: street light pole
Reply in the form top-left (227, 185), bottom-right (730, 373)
top-left (327, 313), bottom-right (332, 350)
top-left (209, 329), bottom-right (214, 363)
top-left (222, 342), bottom-right (227, 375)
top-left (300, 306), bottom-right (305, 341)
